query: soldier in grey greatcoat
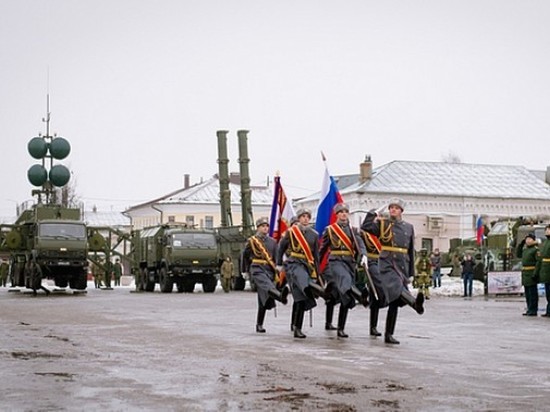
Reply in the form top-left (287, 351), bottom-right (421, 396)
top-left (361, 198), bottom-right (425, 344)
top-left (242, 218), bottom-right (288, 333)
top-left (277, 208), bottom-right (325, 339)
top-left (360, 229), bottom-right (383, 337)
top-left (319, 203), bottom-right (368, 338)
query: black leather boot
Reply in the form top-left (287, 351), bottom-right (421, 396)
top-left (384, 304), bottom-right (399, 344)
top-left (400, 290), bottom-right (425, 315)
top-left (350, 285), bottom-right (369, 307)
top-left (290, 302), bottom-right (297, 331)
top-left (337, 306), bottom-right (349, 338)
top-left (256, 307), bottom-right (266, 333)
top-left (268, 287), bottom-right (288, 305)
top-left (325, 301), bottom-right (337, 330)
top-left (293, 303), bottom-right (307, 339)
top-left (308, 281), bottom-right (328, 301)
top-left (370, 306), bottom-right (381, 336)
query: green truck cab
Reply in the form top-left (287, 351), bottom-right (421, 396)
top-left (134, 224), bottom-right (220, 293)
top-left (3, 204), bottom-right (88, 292)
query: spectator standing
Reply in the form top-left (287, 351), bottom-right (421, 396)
top-left (461, 254), bottom-right (475, 297)
top-left (430, 248), bottom-right (442, 288)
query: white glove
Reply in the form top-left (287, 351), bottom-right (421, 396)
top-left (276, 265), bottom-right (284, 272)
top-left (360, 255), bottom-right (368, 267)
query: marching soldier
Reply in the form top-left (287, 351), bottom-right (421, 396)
top-left (319, 203), bottom-right (368, 338)
top-left (277, 208), bottom-right (325, 339)
top-left (360, 229), bottom-right (383, 337)
top-left (517, 233), bottom-right (539, 316)
top-left (535, 225), bottom-right (550, 317)
top-left (415, 248), bottom-right (432, 299)
top-left (361, 198), bottom-right (425, 344)
top-left (242, 218), bottom-right (288, 333)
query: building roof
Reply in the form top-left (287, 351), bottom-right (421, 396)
top-left (83, 210), bottom-right (131, 227)
top-left (126, 175), bottom-right (273, 210)
top-left (300, 161), bottom-right (550, 202)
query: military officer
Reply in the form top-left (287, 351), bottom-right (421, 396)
top-left (319, 203), bottom-right (368, 338)
top-left (220, 256), bottom-right (234, 293)
top-left (277, 208), bottom-right (324, 339)
top-left (360, 229), bottom-right (383, 337)
top-left (361, 198), bottom-right (424, 344)
top-left (415, 249), bottom-right (432, 299)
top-left (0, 258), bottom-right (9, 287)
top-left (242, 218), bottom-right (288, 333)
top-left (535, 225), bottom-right (550, 317)
top-left (517, 233), bottom-right (539, 316)
top-left (113, 258), bottom-right (123, 287)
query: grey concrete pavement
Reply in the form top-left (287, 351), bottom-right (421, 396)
top-left (0, 285), bottom-right (548, 411)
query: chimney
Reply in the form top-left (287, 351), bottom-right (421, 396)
top-left (359, 155), bottom-right (372, 183)
top-left (184, 174), bottom-right (190, 189)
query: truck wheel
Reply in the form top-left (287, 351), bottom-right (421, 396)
top-left (159, 267), bottom-right (173, 293)
top-left (202, 276), bottom-right (217, 293)
top-left (143, 268), bottom-right (155, 292)
top-left (55, 278), bottom-right (69, 288)
top-left (233, 276), bottom-right (245, 291)
top-left (183, 279), bottom-right (195, 293)
top-left (176, 279), bottom-right (184, 293)
top-left (70, 272), bottom-right (87, 290)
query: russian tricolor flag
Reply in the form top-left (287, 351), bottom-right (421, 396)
top-left (315, 154), bottom-right (343, 235)
top-left (476, 215), bottom-right (484, 245)
top-left (269, 175), bottom-right (295, 241)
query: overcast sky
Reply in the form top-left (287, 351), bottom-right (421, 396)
top-left (1, 0), bottom-right (549, 217)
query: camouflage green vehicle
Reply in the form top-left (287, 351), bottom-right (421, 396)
top-left (0, 104), bottom-right (88, 293)
top-left (1, 204), bottom-right (88, 293)
top-left (134, 224), bottom-right (220, 293)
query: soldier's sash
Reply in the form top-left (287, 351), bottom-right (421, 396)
top-left (329, 224), bottom-right (354, 255)
top-left (249, 236), bottom-right (276, 270)
top-left (365, 232), bottom-right (382, 253)
top-left (290, 226), bottom-right (316, 277)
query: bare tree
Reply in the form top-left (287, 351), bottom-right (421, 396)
top-left (441, 151), bottom-right (462, 163)
top-left (55, 172), bottom-right (81, 208)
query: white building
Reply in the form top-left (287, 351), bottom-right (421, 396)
top-left (125, 173), bottom-right (273, 230)
top-left (295, 157), bottom-right (550, 252)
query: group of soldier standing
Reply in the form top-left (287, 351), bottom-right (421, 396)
top-left (241, 198), bottom-right (425, 344)
top-left (517, 224), bottom-right (550, 317)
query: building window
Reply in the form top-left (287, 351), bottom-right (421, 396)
top-left (421, 238), bottom-right (433, 252)
top-left (186, 215), bottom-right (194, 227)
top-left (168, 215), bottom-right (175, 223)
top-left (205, 216), bottom-right (213, 229)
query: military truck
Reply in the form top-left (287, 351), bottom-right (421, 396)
top-left (0, 101), bottom-right (89, 293)
top-left (1, 204), bottom-right (88, 292)
top-left (134, 224), bottom-right (220, 293)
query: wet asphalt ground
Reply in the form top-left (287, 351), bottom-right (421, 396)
top-left (0, 283), bottom-right (549, 411)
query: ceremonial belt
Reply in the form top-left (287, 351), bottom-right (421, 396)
top-left (329, 224), bottom-right (354, 255)
top-left (381, 246), bottom-right (408, 254)
top-left (330, 250), bottom-right (352, 256)
top-left (367, 252), bottom-right (380, 259)
top-left (252, 259), bottom-right (268, 264)
top-left (522, 266), bottom-right (536, 270)
top-left (290, 252), bottom-right (306, 259)
top-left (543, 258), bottom-right (550, 263)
